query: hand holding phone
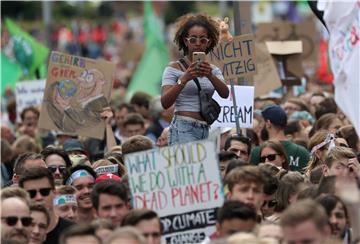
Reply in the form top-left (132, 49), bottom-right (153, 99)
top-left (192, 52), bottom-right (206, 63)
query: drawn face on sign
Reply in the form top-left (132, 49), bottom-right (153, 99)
top-left (76, 69), bottom-right (105, 103)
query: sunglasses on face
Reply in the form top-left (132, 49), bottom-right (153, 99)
top-left (262, 199), bottom-right (277, 208)
top-left (47, 165), bottom-right (67, 175)
top-left (27, 188), bottom-right (53, 199)
top-left (186, 37), bottom-right (210, 45)
top-left (1, 216), bottom-right (32, 227)
top-left (260, 154), bottom-right (279, 163)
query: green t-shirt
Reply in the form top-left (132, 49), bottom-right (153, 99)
top-left (250, 140), bottom-right (310, 172)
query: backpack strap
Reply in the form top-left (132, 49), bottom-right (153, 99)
top-left (178, 58), bottom-right (201, 91)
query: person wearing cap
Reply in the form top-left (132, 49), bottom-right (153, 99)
top-left (91, 180), bottom-right (130, 227)
top-left (250, 105), bottom-right (310, 172)
top-left (63, 139), bottom-right (87, 157)
top-left (64, 164), bottom-right (97, 223)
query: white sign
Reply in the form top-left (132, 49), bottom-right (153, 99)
top-left (323, 1), bottom-right (360, 136)
top-left (124, 139), bottom-right (224, 244)
top-left (15, 80), bottom-right (46, 122)
top-left (212, 85), bottom-right (254, 128)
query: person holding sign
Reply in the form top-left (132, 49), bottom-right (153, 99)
top-left (161, 14), bottom-right (229, 145)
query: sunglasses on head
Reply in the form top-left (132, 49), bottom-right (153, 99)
top-left (262, 199), bottom-right (277, 208)
top-left (47, 165), bottom-right (67, 175)
top-left (1, 216), bottom-right (32, 227)
top-left (27, 188), bottom-right (53, 199)
top-left (260, 154), bottom-right (279, 163)
top-left (186, 36), bottom-right (210, 45)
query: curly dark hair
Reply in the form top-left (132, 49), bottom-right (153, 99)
top-left (173, 13), bottom-right (219, 55)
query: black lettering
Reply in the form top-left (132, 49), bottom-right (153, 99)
top-left (246, 58), bottom-right (255, 71)
top-left (222, 106), bottom-right (230, 123)
top-left (224, 42), bottom-right (233, 58)
top-left (232, 39), bottom-right (243, 57)
top-left (243, 39), bottom-right (253, 55)
top-left (245, 106), bottom-right (253, 124)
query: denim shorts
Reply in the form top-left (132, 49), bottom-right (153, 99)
top-left (168, 115), bottom-right (209, 145)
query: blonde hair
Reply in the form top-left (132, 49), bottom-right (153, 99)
top-left (325, 146), bottom-right (356, 167)
top-left (105, 226), bottom-right (146, 244)
top-left (305, 130), bottom-right (330, 175)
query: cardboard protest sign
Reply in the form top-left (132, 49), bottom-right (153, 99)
top-left (256, 20), bottom-right (317, 63)
top-left (253, 43), bottom-right (282, 97)
top-left (125, 140), bottom-right (224, 243)
top-left (212, 85), bottom-right (254, 128)
top-left (207, 34), bottom-right (256, 81)
top-left (266, 40), bottom-right (303, 86)
top-left (15, 80), bottom-right (46, 122)
top-left (39, 51), bottom-right (115, 139)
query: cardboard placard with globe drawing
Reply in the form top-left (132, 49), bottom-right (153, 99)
top-left (39, 51), bottom-right (115, 139)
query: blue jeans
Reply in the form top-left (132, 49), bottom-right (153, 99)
top-left (168, 115), bottom-right (209, 145)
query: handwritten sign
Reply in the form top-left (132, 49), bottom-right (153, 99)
top-left (124, 140), bottom-right (224, 243)
top-left (212, 85), bottom-right (254, 128)
top-left (256, 21), bottom-right (317, 63)
top-left (15, 80), bottom-right (46, 122)
top-left (39, 51), bottom-right (115, 139)
top-left (207, 34), bottom-right (256, 80)
top-left (253, 43), bottom-right (282, 97)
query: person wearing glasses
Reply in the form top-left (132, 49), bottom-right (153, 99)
top-left (19, 167), bottom-right (74, 244)
top-left (41, 147), bottom-right (72, 186)
top-left (1, 187), bottom-right (32, 243)
top-left (250, 105), bottom-right (310, 172)
top-left (161, 13), bottom-right (229, 145)
top-left (259, 140), bottom-right (290, 170)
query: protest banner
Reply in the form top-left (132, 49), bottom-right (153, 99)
top-left (39, 51), bottom-right (115, 139)
top-left (15, 79), bottom-right (46, 122)
top-left (124, 139), bottom-right (224, 243)
top-left (256, 20), bottom-right (317, 63)
top-left (253, 43), bottom-right (282, 97)
top-left (212, 85), bottom-right (254, 128)
top-left (207, 34), bottom-right (256, 81)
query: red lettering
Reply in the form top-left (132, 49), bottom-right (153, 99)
top-left (50, 67), bottom-right (76, 79)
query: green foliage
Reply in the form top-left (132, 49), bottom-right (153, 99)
top-left (164, 1), bottom-right (198, 25)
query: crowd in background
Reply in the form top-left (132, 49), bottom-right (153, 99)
top-left (1, 2), bottom-right (360, 244)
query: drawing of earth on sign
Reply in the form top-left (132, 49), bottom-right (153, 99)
top-left (45, 69), bottom-right (109, 133)
top-left (57, 80), bottom-right (77, 98)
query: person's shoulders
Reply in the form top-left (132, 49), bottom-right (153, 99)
top-left (250, 146), bottom-right (261, 164)
top-left (281, 140), bottom-right (308, 151)
top-left (57, 217), bottom-right (75, 230)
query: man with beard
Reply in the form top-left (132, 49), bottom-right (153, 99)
top-left (64, 164), bottom-right (96, 223)
top-left (19, 167), bottom-right (74, 244)
top-left (250, 105), bottom-right (309, 172)
top-left (1, 187), bottom-right (32, 244)
top-left (317, 195), bottom-right (351, 243)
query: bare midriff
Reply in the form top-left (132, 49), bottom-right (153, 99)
top-left (175, 111), bottom-right (204, 121)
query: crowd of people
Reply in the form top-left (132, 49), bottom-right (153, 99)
top-left (1, 10), bottom-right (360, 244)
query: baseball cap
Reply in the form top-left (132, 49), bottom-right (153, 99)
top-left (63, 139), bottom-right (86, 153)
top-left (261, 105), bottom-right (287, 127)
top-left (95, 173), bottom-right (121, 183)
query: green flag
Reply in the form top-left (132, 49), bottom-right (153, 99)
top-left (125, 1), bottom-right (169, 100)
top-left (1, 52), bottom-right (23, 95)
top-left (5, 18), bottom-right (49, 78)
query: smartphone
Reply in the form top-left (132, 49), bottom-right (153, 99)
top-left (193, 52), bottom-right (206, 63)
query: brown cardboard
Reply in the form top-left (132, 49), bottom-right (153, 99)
top-left (256, 20), bottom-right (317, 63)
top-left (120, 41), bottom-right (145, 62)
top-left (253, 43), bottom-right (282, 97)
top-left (39, 51), bottom-right (115, 139)
top-left (207, 34), bottom-right (257, 81)
top-left (265, 41), bottom-right (302, 55)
